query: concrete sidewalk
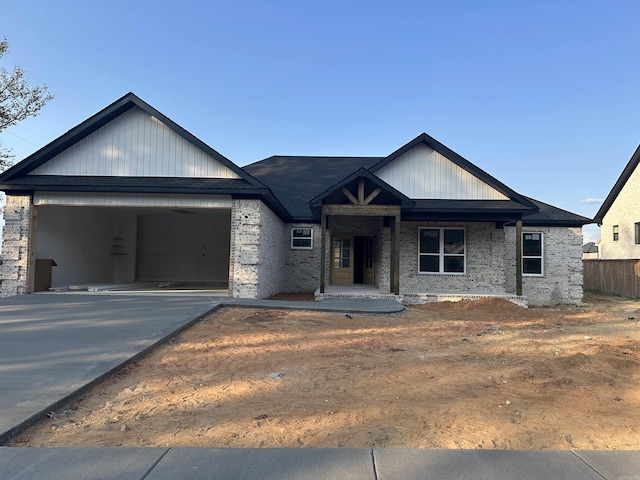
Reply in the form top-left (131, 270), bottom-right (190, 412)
top-left (2, 447), bottom-right (640, 479)
top-left (224, 296), bottom-right (406, 314)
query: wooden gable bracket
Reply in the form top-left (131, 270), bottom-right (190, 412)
top-left (341, 187), bottom-right (359, 205)
top-left (341, 179), bottom-right (382, 206)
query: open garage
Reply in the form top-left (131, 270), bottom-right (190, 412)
top-left (33, 194), bottom-right (232, 291)
top-left (0, 94), bottom-right (278, 298)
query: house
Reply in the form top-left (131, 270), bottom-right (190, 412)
top-left (582, 241), bottom-right (599, 259)
top-left (0, 93), bottom-right (591, 306)
top-left (593, 145), bottom-right (640, 259)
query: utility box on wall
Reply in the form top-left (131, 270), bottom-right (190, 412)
top-left (34, 259), bottom-right (57, 292)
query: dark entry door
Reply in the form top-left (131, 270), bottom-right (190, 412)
top-left (354, 236), bottom-right (375, 285)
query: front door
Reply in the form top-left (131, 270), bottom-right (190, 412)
top-left (331, 235), bottom-right (375, 285)
top-left (361, 236), bottom-right (375, 285)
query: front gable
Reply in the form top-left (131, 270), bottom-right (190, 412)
top-left (371, 133), bottom-right (535, 207)
top-left (28, 106), bottom-right (241, 178)
top-left (375, 142), bottom-right (508, 200)
top-left (310, 168), bottom-right (414, 208)
top-left (0, 92), bottom-right (249, 182)
top-left (308, 168), bottom-right (414, 218)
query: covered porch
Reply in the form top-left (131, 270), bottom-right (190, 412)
top-left (311, 171), bottom-right (531, 304)
top-left (312, 170), bottom-right (414, 296)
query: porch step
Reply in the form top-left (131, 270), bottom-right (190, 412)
top-left (402, 292), bottom-right (528, 307)
top-left (315, 288), bottom-right (528, 307)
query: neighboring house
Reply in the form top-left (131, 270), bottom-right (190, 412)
top-left (0, 93), bottom-right (591, 306)
top-left (594, 145), bottom-right (640, 259)
top-left (582, 241), bottom-right (599, 259)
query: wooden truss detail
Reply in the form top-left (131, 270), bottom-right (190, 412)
top-left (342, 179), bottom-right (382, 206)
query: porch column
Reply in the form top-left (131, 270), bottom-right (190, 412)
top-left (390, 214), bottom-right (400, 295)
top-left (516, 219), bottom-right (522, 296)
top-left (26, 203), bottom-right (38, 293)
top-left (320, 213), bottom-right (327, 293)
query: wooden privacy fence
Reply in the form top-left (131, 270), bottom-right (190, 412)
top-left (583, 259), bottom-right (640, 298)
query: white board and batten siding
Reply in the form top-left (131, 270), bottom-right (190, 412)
top-left (29, 106), bottom-right (241, 179)
top-left (33, 192), bottom-right (233, 208)
top-left (376, 143), bottom-right (508, 200)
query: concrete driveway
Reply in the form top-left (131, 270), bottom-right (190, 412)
top-left (0, 293), bottom-right (221, 441)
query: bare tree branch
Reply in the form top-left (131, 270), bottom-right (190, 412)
top-left (0, 37), bottom-right (54, 171)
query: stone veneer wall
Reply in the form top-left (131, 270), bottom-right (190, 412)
top-left (504, 226), bottom-right (583, 306)
top-left (229, 199), bottom-right (286, 299)
top-left (398, 221), bottom-right (507, 294)
top-left (1, 194), bottom-right (33, 297)
top-left (281, 223), bottom-right (322, 293)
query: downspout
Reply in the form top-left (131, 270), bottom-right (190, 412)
top-left (515, 220), bottom-right (523, 296)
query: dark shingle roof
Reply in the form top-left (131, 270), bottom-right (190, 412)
top-left (244, 156), bottom-right (383, 220)
top-left (522, 197), bottom-right (592, 226)
top-left (246, 155), bottom-right (592, 226)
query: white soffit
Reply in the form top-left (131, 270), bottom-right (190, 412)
top-left (376, 143), bottom-right (508, 200)
top-left (29, 107), bottom-right (241, 179)
top-left (33, 192), bottom-right (233, 208)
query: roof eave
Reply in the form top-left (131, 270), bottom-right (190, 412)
top-left (404, 214), bottom-right (525, 222)
top-left (0, 183), bottom-right (260, 196)
top-left (523, 219), bottom-right (594, 227)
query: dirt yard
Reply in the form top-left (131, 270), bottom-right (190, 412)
top-left (8, 294), bottom-right (640, 450)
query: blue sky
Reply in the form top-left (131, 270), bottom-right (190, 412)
top-left (2, 1), bottom-right (639, 242)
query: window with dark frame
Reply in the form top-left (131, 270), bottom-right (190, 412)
top-left (291, 228), bottom-right (313, 249)
top-left (419, 228), bottom-right (465, 274)
top-left (635, 222), bottom-right (640, 245)
top-left (613, 225), bottom-right (619, 242)
top-left (523, 232), bottom-right (543, 276)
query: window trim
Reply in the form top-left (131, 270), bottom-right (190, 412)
top-left (291, 227), bottom-right (313, 250)
top-left (418, 227), bottom-right (466, 275)
top-left (522, 231), bottom-right (544, 277)
top-left (613, 225), bottom-right (619, 242)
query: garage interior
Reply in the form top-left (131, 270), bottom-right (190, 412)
top-left (34, 205), bottom-right (231, 293)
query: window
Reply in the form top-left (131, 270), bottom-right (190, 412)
top-left (523, 232), bottom-right (543, 276)
top-left (333, 238), bottom-right (351, 268)
top-left (419, 228), bottom-right (465, 274)
top-left (613, 225), bottom-right (619, 242)
top-left (291, 228), bottom-right (313, 249)
top-left (636, 223), bottom-right (640, 245)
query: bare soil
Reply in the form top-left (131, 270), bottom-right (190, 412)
top-left (9, 294), bottom-right (640, 449)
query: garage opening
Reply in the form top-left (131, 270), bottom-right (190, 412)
top-left (135, 210), bottom-right (230, 283)
top-left (34, 205), bottom-right (231, 292)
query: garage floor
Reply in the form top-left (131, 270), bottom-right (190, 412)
top-left (50, 281), bottom-right (229, 295)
